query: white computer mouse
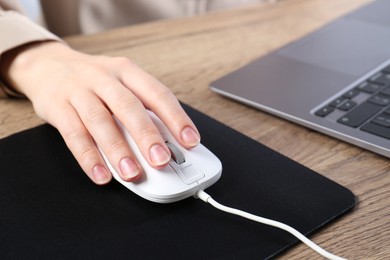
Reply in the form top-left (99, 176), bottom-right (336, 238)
top-left (100, 110), bottom-right (222, 203)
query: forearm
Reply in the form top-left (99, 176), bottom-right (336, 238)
top-left (0, 8), bottom-right (61, 98)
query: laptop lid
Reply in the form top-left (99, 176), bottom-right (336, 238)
top-left (210, 0), bottom-right (390, 158)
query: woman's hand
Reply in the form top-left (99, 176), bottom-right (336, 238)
top-left (0, 41), bottom-right (200, 185)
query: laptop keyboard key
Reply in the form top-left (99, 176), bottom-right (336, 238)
top-left (338, 100), bottom-right (357, 111)
top-left (384, 107), bottom-right (390, 115)
top-left (371, 113), bottom-right (390, 127)
top-left (361, 122), bottom-right (390, 140)
top-left (382, 64), bottom-right (390, 74)
top-left (337, 102), bottom-right (382, 127)
top-left (343, 89), bottom-right (360, 98)
top-left (315, 106), bottom-right (335, 117)
top-left (330, 97), bottom-right (347, 107)
top-left (369, 72), bottom-right (390, 86)
top-left (368, 95), bottom-right (390, 106)
top-left (380, 87), bottom-right (390, 96)
top-left (356, 81), bottom-right (382, 93)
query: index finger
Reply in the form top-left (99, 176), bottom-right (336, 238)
top-left (117, 59), bottom-right (200, 148)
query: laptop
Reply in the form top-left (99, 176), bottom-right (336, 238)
top-left (210, 0), bottom-right (390, 158)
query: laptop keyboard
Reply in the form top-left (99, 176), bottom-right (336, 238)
top-left (315, 64), bottom-right (390, 140)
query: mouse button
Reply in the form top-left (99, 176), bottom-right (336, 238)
top-left (169, 161), bottom-right (205, 185)
top-left (165, 141), bottom-right (185, 164)
top-left (137, 165), bottom-right (189, 194)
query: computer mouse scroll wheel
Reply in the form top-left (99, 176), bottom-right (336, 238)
top-left (165, 141), bottom-right (186, 165)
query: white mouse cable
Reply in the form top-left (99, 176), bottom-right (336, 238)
top-left (195, 190), bottom-right (346, 260)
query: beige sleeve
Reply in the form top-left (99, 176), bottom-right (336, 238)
top-left (0, 6), bottom-right (61, 98)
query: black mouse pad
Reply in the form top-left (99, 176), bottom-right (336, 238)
top-left (0, 104), bottom-right (356, 259)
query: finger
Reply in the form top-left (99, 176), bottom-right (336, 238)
top-left (49, 103), bottom-right (112, 185)
top-left (117, 59), bottom-right (200, 148)
top-left (93, 79), bottom-right (172, 168)
top-left (69, 89), bottom-right (142, 181)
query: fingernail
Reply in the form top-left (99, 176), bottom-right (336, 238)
top-left (92, 164), bottom-right (111, 184)
top-left (181, 127), bottom-right (200, 146)
top-left (119, 157), bottom-right (141, 181)
top-left (149, 144), bottom-right (171, 166)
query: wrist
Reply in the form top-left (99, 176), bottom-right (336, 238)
top-left (0, 41), bottom-right (70, 97)
top-left (0, 41), bottom-right (68, 97)
top-left (0, 43), bottom-right (38, 98)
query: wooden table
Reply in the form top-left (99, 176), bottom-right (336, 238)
top-left (1, 0), bottom-right (388, 259)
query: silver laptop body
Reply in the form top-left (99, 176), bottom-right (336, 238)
top-left (210, 0), bottom-right (390, 158)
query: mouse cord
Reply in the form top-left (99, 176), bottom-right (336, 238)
top-left (195, 190), bottom-right (346, 260)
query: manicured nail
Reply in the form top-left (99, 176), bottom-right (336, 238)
top-left (92, 164), bottom-right (111, 184)
top-left (181, 127), bottom-right (200, 146)
top-left (149, 144), bottom-right (171, 166)
top-left (119, 157), bottom-right (141, 180)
